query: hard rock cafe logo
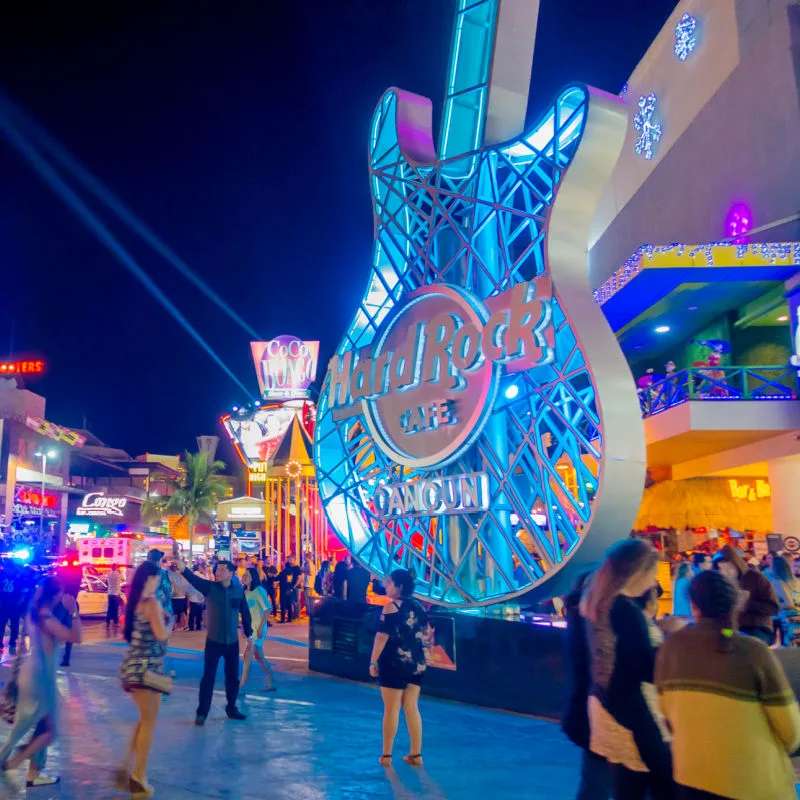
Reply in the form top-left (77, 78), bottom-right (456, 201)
top-left (327, 279), bottom-right (553, 469)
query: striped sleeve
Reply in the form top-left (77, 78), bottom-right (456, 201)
top-left (757, 647), bottom-right (800, 752)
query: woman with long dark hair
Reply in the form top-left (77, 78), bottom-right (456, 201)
top-left (562, 571), bottom-right (611, 799)
top-left (581, 538), bottom-right (672, 800)
top-left (657, 570), bottom-right (800, 799)
top-left (368, 569), bottom-right (428, 767)
top-left (240, 568), bottom-right (275, 691)
top-left (0, 575), bottom-right (82, 787)
top-left (117, 561), bottom-right (173, 799)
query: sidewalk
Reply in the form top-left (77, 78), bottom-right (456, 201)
top-left (0, 625), bottom-right (581, 800)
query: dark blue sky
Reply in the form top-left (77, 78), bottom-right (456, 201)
top-left (0, 0), bottom-right (678, 460)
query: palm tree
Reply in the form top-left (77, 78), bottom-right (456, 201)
top-left (142, 451), bottom-right (227, 557)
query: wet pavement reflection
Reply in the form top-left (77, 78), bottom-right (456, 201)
top-left (0, 634), bottom-right (580, 799)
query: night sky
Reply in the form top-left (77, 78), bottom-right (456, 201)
top-left (0, 0), bottom-right (678, 463)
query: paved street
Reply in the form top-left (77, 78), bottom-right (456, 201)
top-left (0, 619), bottom-right (580, 799)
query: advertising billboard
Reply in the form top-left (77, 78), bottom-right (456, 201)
top-left (222, 404), bottom-right (301, 466)
top-left (251, 336), bottom-right (319, 400)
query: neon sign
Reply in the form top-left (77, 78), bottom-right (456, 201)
top-left (251, 336), bottom-right (319, 400)
top-left (373, 473), bottom-right (489, 519)
top-left (247, 462), bottom-right (270, 483)
top-left (327, 280), bottom-right (552, 469)
top-left (0, 360), bottom-right (45, 376)
top-left (25, 416), bottom-right (86, 448)
top-left (729, 479), bottom-right (770, 501)
top-left (223, 404), bottom-right (300, 465)
top-left (14, 486), bottom-right (57, 509)
top-left (76, 492), bottom-right (128, 517)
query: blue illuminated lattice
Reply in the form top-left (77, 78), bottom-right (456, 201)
top-left (314, 87), bottom-right (605, 607)
top-left (674, 13), bottom-right (697, 62)
top-left (633, 93), bottom-right (662, 160)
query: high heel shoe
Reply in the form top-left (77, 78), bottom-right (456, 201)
top-left (402, 753), bottom-right (423, 767)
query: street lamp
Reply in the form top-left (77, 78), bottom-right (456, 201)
top-left (34, 449), bottom-right (58, 543)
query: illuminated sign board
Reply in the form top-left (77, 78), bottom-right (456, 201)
top-left (729, 479), bottom-right (770, 501)
top-left (14, 485), bottom-right (58, 510)
top-left (373, 473), bottom-right (490, 519)
top-left (248, 462), bottom-right (269, 483)
top-left (327, 280), bottom-right (552, 469)
top-left (25, 416), bottom-right (86, 448)
top-left (0, 359), bottom-right (46, 376)
top-left (223, 404), bottom-right (300, 466)
top-left (251, 336), bottom-right (319, 400)
top-left (228, 505), bottom-right (265, 520)
top-left (76, 492), bottom-right (128, 518)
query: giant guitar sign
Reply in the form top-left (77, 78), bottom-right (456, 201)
top-left (313, 0), bottom-right (646, 606)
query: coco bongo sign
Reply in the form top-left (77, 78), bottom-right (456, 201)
top-left (326, 277), bottom-right (553, 472)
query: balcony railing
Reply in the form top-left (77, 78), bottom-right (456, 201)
top-left (638, 367), bottom-right (797, 417)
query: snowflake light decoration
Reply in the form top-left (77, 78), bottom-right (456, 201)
top-left (674, 13), bottom-right (698, 61)
top-left (619, 82), bottom-right (629, 99)
top-left (633, 93), bottom-right (662, 160)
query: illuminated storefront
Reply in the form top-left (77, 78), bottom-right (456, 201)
top-left (0, 387), bottom-right (81, 553)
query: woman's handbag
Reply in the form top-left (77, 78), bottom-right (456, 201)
top-left (141, 669), bottom-right (173, 695)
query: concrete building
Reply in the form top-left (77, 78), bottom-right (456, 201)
top-left (590, 0), bottom-right (800, 540)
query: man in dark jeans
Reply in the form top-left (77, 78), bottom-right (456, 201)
top-left (278, 558), bottom-right (298, 623)
top-left (176, 557), bottom-right (252, 726)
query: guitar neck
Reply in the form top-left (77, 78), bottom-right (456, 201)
top-left (439, 0), bottom-right (539, 161)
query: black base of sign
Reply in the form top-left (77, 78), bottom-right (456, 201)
top-left (307, 598), bottom-right (568, 719)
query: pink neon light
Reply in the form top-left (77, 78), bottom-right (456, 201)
top-left (726, 203), bottom-right (752, 244)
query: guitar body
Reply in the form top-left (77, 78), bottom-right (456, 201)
top-left (314, 3), bottom-right (645, 606)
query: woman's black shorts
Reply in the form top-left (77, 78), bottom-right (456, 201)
top-left (378, 670), bottom-right (424, 691)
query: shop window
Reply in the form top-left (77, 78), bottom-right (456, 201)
top-left (92, 547), bottom-right (102, 559)
top-left (104, 548), bottom-right (115, 559)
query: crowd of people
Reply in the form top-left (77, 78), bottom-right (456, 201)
top-left (563, 539), bottom-right (800, 800)
top-left (7, 536), bottom-right (798, 798)
top-left (0, 547), bottom-right (393, 797)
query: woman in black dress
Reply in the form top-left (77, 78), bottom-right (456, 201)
top-left (581, 538), bottom-right (673, 800)
top-left (369, 569), bottom-right (428, 767)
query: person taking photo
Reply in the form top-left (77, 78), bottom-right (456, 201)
top-left (173, 555), bottom-right (252, 726)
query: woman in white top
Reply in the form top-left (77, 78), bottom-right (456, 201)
top-left (241, 569), bottom-right (275, 691)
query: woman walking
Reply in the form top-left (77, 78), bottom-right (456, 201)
top-left (240, 568), bottom-right (275, 692)
top-left (0, 576), bottom-right (81, 787)
top-left (562, 571), bottom-right (611, 800)
top-left (657, 570), bottom-right (800, 799)
top-left (118, 561), bottom-right (173, 799)
top-left (368, 569), bottom-right (428, 768)
top-left (581, 538), bottom-right (673, 800)
top-left (671, 562), bottom-right (692, 618)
